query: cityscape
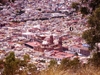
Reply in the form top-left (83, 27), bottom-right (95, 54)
top-left (0, 0), bottom-right (100, 75)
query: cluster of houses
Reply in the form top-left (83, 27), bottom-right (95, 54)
top-left (0, 0), bottom-right (90, 71)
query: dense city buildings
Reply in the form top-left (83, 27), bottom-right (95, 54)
top-left (0, 0), bottom-right (90, 70)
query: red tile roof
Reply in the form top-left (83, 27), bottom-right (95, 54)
top-left (26, 41), bottom-right (41, 47)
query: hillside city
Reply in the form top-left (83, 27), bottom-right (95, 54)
top-left (0, 0), bottom-right (91, 73)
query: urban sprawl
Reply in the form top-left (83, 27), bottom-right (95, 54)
top-left (0, 0), bottom-right (90, 70)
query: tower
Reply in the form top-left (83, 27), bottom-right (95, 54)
top-left (58, 37), bottom-right (62, 45)
top-left (58, 37), bottom-right (63, 51)
top-left (49, 35), bottom-right (54, 44)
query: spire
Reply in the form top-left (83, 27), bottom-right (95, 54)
top-left (49, 35), bottom-right (54, 44)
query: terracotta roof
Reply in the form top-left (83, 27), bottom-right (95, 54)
top-left (26, 41), bottom-right (41, 47)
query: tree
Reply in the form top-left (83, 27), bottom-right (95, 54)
top-left (19, 54), bottom-right (30, 67)
top-left (23, 54), bottom-right (30, 62)
top-left (80, 7), bottom-right (89, 15)
top-left (69, 58), bottom-right (80, 70)
top-left (0, 59), bottom-right (4, 70)
top-left (49, 59), bottom-right (57, 67)
top-left (27, 63), bottom-right (37, 75)
top-left (82, 29), bottom-right (95, 50)
top-left (82, 7), bottom-right (100, 51)
top-left (89, 0), bottom-right (100, 11)
top-left (71, 2), bottom-right (80, 11)
top-left (88, 52), bottom-right (100, 67)
top-left (76, 0), bottom-right (100, 14)
top-left (60, 58), bottom-right (80, 71)
top-left (60, 58), bottom-right (70, 70)
top-left (3, 52), bottom-right (19, 75)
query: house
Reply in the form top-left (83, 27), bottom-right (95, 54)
top-left (25, 41), bottom-right (41, 48)
top-left (48, 50), bottom-right (74, 61)
top-left (68, 45), bottom-right (90, 56)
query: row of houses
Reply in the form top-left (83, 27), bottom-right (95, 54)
top-left (25, 34), bottom-right (90, 57)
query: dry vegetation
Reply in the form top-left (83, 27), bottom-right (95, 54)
top-left (39, 66), bottom-right (100, 75)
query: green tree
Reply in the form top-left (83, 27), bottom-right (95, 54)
top-left (23, 54), bottom-right (30, 62)
top-left (49, 59), bottom-right (57, 67)
top-left (60, 58), bottom-right (70, 70)
top-left (19, 54), bottom-right (30, 67)
top-left (82, 7), bottom-right (100, 51)
top-left (60, 58), bottom-right (80, 71)
top-left (88, 52), bottom-right (100, 67)
top-left (3, 52), bottom-right (19, 75)
top-left (69, 58), bottom-right (80, 70)
top-left (27, 63), bottom-right (37, 75)
top-left (76, 0), bottom-right (100, 14)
